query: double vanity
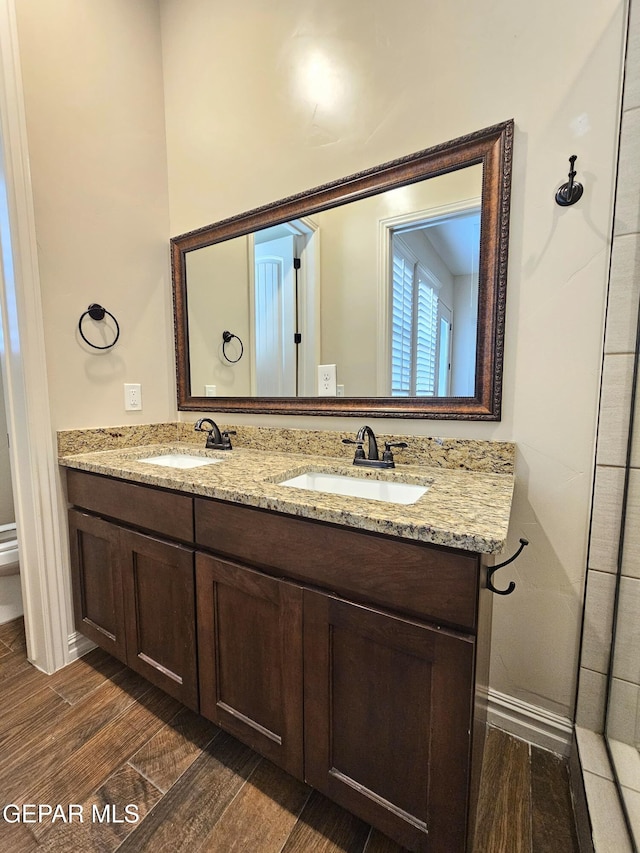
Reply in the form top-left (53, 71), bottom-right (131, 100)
top-left (59, 424), bottom-right (515, 853)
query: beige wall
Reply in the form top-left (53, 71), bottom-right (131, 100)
top-left (160, 0), bottom-right (627, 722)
top-left (187, 240), bottom-right (252, 396)
top-left (15, 0), bottom-right (174, 430)
top-left (11, 0), bottom-right (627, 724)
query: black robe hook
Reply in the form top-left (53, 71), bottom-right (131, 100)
top-left (555, 155), bottom-right (583, 206)
top-left (486, 538), bottom-right (529, 596)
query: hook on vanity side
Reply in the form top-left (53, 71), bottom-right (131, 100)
top-left (486, 537), bottom-right (529, 596)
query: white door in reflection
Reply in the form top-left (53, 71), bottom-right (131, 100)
top-left (252, 220), bottom-right (319, 397)
top-left (254, 235), bottom-right (296, 396)
top-left (437, 305), bottom-right (452, 397)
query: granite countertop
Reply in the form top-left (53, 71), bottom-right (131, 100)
top-left (58, 441), bottom-right (514, 554)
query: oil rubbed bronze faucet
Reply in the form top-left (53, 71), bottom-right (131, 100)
top-left (194, 418), bottom-right (236, 450)
top-left (342, 425), bottom-right (407, 469)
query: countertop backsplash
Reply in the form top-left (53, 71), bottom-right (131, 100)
top-left (58, 421), bottom-right (515, 475)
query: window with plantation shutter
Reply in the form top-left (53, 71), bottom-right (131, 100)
top-left (391, 247), bottom-right (414, 396)
top-left (391, 241), bottom-right (439, 397)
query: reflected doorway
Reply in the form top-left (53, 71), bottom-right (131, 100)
top-left (250, 218), bottom-right (319, 397)
top-left (388, 206), bottom-right (480, 398)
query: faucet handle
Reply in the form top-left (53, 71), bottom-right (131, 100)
top-left (221, 430), bottom-right (236, 449)
top-left (342, 437), bottom-right (365, 460)
top-left (382, 441), bottom-right (408, 463)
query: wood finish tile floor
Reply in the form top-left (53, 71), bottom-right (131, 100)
top-left (0, 619), bottom-right (579, 853)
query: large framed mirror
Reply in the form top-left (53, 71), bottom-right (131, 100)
top-left (172, 119), bottom-right (513, 419)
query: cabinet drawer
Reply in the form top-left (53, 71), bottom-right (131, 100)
top-left (195, 498), bottom-right (480, 631)
top-left (66, 469), bottom-right (194, 543)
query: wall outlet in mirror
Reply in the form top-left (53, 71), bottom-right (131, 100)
top-left (318, 364), bottom-right (337, 396)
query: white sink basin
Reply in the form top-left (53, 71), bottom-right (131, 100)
top-left (278, 471), bottom-right (428, 505)
top-left (139, 453), bottom-right (223, 469)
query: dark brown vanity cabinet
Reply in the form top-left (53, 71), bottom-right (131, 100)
top-left (67, 472), bottom-right (198, 711)
top-left (66, 469), bottom-right (491, 853)
top-left (194, 497), bottom-right (489, 853)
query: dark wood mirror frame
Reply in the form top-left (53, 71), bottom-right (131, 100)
top-left (171, 119), bottom-right (513, 419)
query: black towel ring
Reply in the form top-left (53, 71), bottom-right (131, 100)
top-left (78, 303), bottom-right (120, 350)
top-left (222, 330), bottom-right (244, 363)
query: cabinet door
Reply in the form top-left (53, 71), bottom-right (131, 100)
top-left (196, 553), bottom-right (304, 779)
top-left (120, 529), bottom-right (198, 711)
top-left (68, 509), bottom-right (127, 663)
top-left (304, 590), bottom-right (475, 853)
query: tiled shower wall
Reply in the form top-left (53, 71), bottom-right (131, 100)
top-left (576, 0), bottom-right (640, 735)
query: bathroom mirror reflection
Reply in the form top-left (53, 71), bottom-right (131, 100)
top-left (186, 181), bottom-right (481, 399)
top-left (172, 120), bottom-right (513, 419)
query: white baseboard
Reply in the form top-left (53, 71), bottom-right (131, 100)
top-left (488, 688), bottom-right (573, 755)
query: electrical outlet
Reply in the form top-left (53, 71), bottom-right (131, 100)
top-left (204, 385), bottom-right (217, 396)
top-left (124, 383), bottom-right (142, 411)
top-left (317, 364), bottom-right (337, 396)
